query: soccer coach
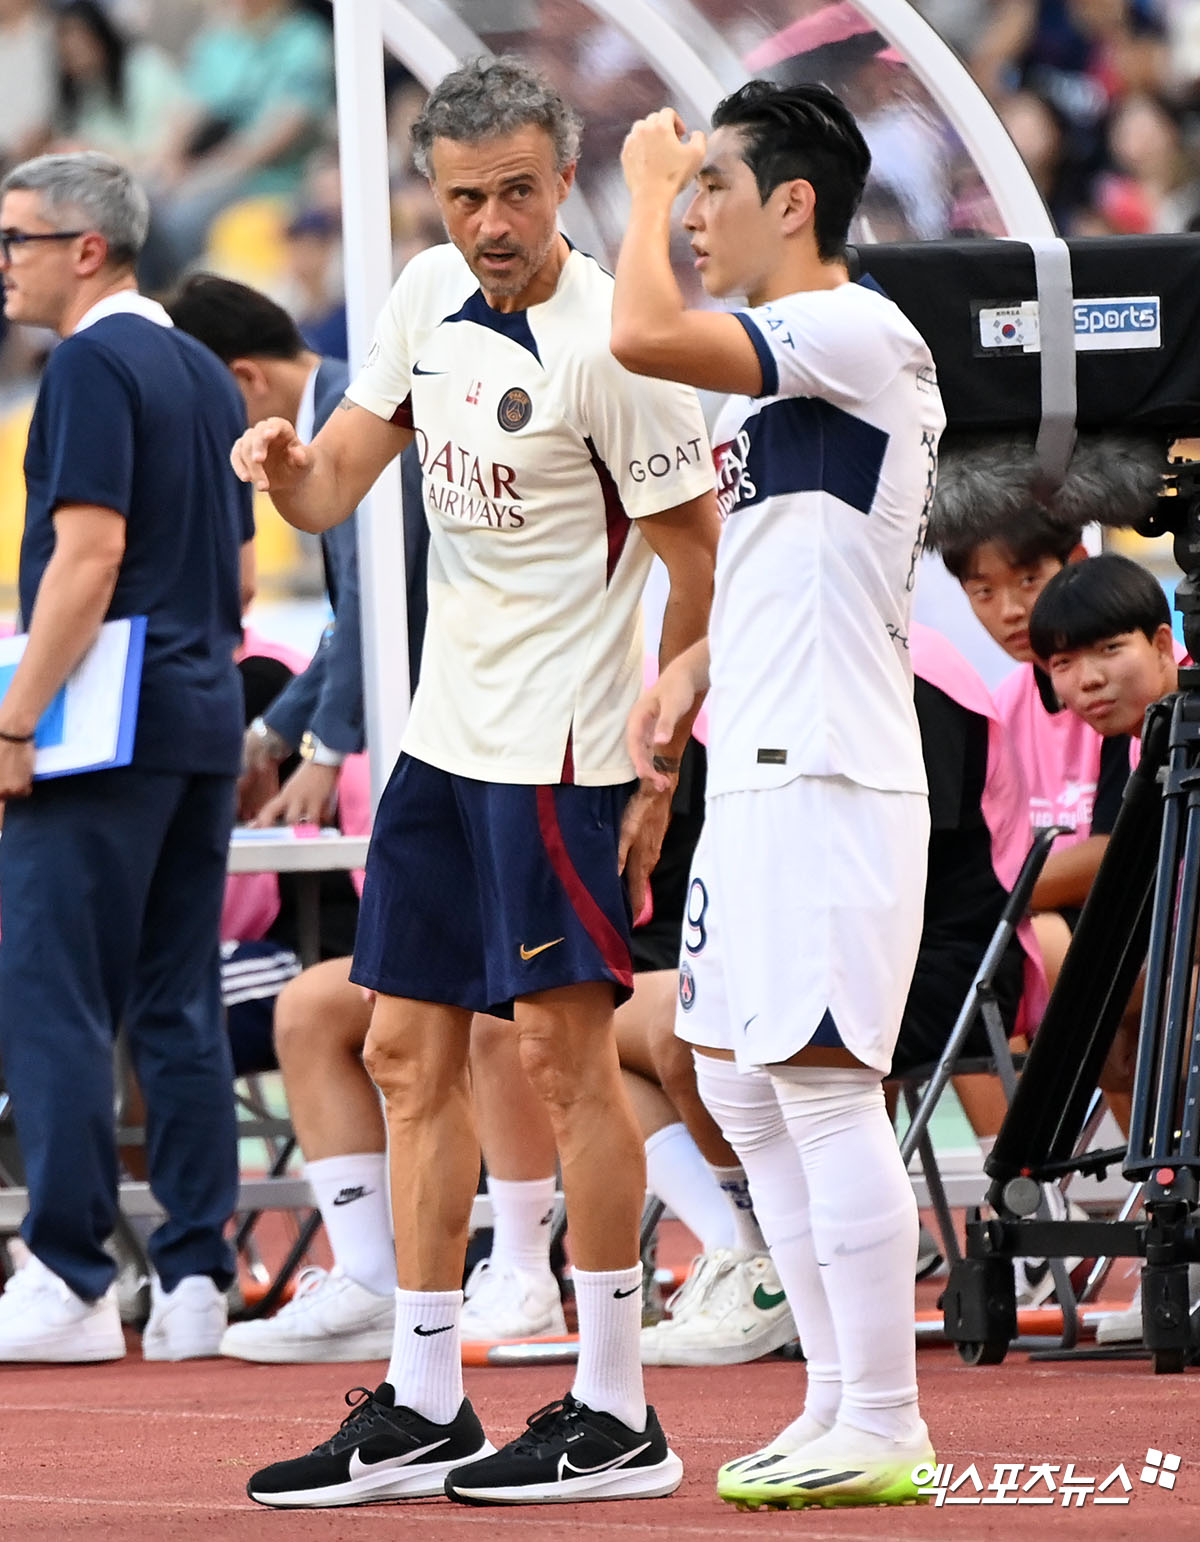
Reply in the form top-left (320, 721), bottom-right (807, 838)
top-left (0, 152), bottom-right (252, 1364)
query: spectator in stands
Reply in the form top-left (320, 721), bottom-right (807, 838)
top-left (0, 0), bottom-right (55, 174)
top-left (0, 150), bottom-right (251, 1363)
top-left (49, 2), bottom-right (190, 180)
top-left (143, 0), bottom-right (334, 286)
top-left (1094, 90), bottom-right (1200, 232)
top-left (280, 206), bottom-right (346, 359)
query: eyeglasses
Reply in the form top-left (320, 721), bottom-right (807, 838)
top-left (0, 229), bottom-right (87, 263)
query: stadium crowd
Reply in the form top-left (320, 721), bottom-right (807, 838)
top-left (0, 0), bottom-right (1197, 1516)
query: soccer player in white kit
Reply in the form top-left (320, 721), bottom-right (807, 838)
top-left (613, 83), bottom-right (946, 1509)
top-left (230, 58), bottom-right (719, 1509)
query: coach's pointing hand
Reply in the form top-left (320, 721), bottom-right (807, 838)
top-left (621, 108), bottom-right (706, 201)
top-left (230, 417), bottom-right (313, 494)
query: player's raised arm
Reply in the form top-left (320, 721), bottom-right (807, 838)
top-left (610, 108), bottom-right (763, 396)
top-left (230, 397), bottom-right (411, 535)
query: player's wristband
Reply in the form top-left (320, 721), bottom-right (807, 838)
top-left (651, 753), bottom-right (681, 775)
top-left (0, 728), bottom-right (35, 744)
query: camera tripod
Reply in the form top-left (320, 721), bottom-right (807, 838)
top-left (942, 662), bottom-right (1200, 1374)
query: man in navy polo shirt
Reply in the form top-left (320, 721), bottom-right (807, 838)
top-left (0, 151), bottom-right (252, 1363)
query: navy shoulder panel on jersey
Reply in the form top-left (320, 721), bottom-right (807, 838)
top-left (443, 289), bottom-right (542, 365)
top-left (721, 397), bottom-right (888, 517)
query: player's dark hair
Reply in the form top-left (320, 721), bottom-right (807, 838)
top-left (710, 81), bottom-right (870, 261)
top-left (1029, 553), bottom-right (1171, 660)
top-left (940, 504), bottom-right (1084, 583)
top-left (166, 273), bottom-right (308, 363)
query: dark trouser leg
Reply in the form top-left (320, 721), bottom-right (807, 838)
top-left (124, 774), bottom-right (238, 1292)
top-left (0, 772), bottom-right (174, 1300)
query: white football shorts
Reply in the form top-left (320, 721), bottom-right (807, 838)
top-left (676, 776), bottom-right (928, 1074)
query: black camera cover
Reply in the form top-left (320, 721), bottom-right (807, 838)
top-left (852, 236), bottom-right (1200, 434)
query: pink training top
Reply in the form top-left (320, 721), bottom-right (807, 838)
top-left (222, 628), bottom-right (371, 942)
top-left (911, 625), bottom-right (1048, 1033)
top-left (993, 662), bottom-right (1103, 851)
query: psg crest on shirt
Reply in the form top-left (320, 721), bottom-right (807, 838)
top-left (497, 386), bottom-right (532, 432)
top-left (678, 960), bottom-right (696, 1012)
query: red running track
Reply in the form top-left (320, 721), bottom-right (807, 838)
top-left (0, 1329), bottom-right (1194, 1540)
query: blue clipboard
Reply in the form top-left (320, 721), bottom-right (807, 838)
top-left (0, 615), bottom-right (146, 779)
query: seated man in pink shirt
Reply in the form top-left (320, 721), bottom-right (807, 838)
top-left (1028, 553), bottom-right (1180, 1125)
top-left (1028, 550), bottom-right (1190, 1344)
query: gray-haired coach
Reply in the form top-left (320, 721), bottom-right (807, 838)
top-left (0, 152), bottom-right (251, 1363)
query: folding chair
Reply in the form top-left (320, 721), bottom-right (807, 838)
top-left (889, 825), bottom-right (1074, 1296)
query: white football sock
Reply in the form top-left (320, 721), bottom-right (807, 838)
top-left (693, 1053), bottom-right (840, 1428)
top-left (707, 1163), bottom-right (768, 1254)
top-left (645, 1123), bottom-right (735, 1253)
top-left (771, 1064), bottom-right (922, 1443)
top-left (486, 1174), bottom-right (557, 1276)
top-left (305, 1153), bottom-right (396, 1297)
top-left (570, 1263), bottom-right (646, 1432)
top-left (385, 1288), bottom-right (463, 1424)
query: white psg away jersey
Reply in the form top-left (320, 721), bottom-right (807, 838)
top-left (346, 243), bottom-right (714, 784)
top-left (706, 281), bottom-right (945, 797)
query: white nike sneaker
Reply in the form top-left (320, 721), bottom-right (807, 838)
top-left (0, 1251), bottom-right (125, 1363)
top-left (1014, 1191), bottom-right (1089, 1307)
top-left (458, 1260), bottom-right (566, 1342)
top-left (717, 1419), bottom-right (935, 1510)
top-left (220, 1267), bottom-right (395, 1363)
top-left (639, 1249), bottom-right (796, 1366)
top-left (142, 1273), bottom-right (227, 1360)
top-left (1095, 1265), bottom-right (1200, 1346)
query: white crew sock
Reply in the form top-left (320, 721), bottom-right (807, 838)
top-left (644, 1123), bottom-right (735, 1253)
top-left (486, 1174), bottom-right (558, 1276)
top-left (385, 1288), bottom-right (464, 1424)
top-left (305, 1153), bottom-right (396, 1298)
top-left (694, 1052), bottom-right (841, 1429)
top-left (570, 1263), bottom-right (646, 1432)
top-left (707, 1163), bottom-right (768, 1254)
top-left (771, 1064), bottom-right (922, 1443)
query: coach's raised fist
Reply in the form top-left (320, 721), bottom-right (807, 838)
top-left (230, 417), bottom-right (312, 493)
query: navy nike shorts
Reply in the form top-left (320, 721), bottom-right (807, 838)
top-left (351, 754), bottom-right (636, 1016)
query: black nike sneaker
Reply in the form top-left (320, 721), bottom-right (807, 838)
top-left (444, 1393), bottom-right (683, 1505)
top-left (246, 1382), bottom-right (494, 1507)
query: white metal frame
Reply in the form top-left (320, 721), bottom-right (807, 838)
top-left (331, 0), bottom-right (1052, 795)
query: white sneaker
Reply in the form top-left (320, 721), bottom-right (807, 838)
top-left (1095, 1265), bottom-right (1200, 1346)
top-left (0, 1252), bottom-right (125, 1363)
top-left (220, 1267), bottom-right (395, 1363)
top-left (142, 1274), bottom-right (226, 1361)
top-left (640, 1249), bottom-right (796, 1366)
top-left (459, 1260), bottom-right (566, 1342)
top-left (1014, 1192), bottom-right (1089, 1307)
